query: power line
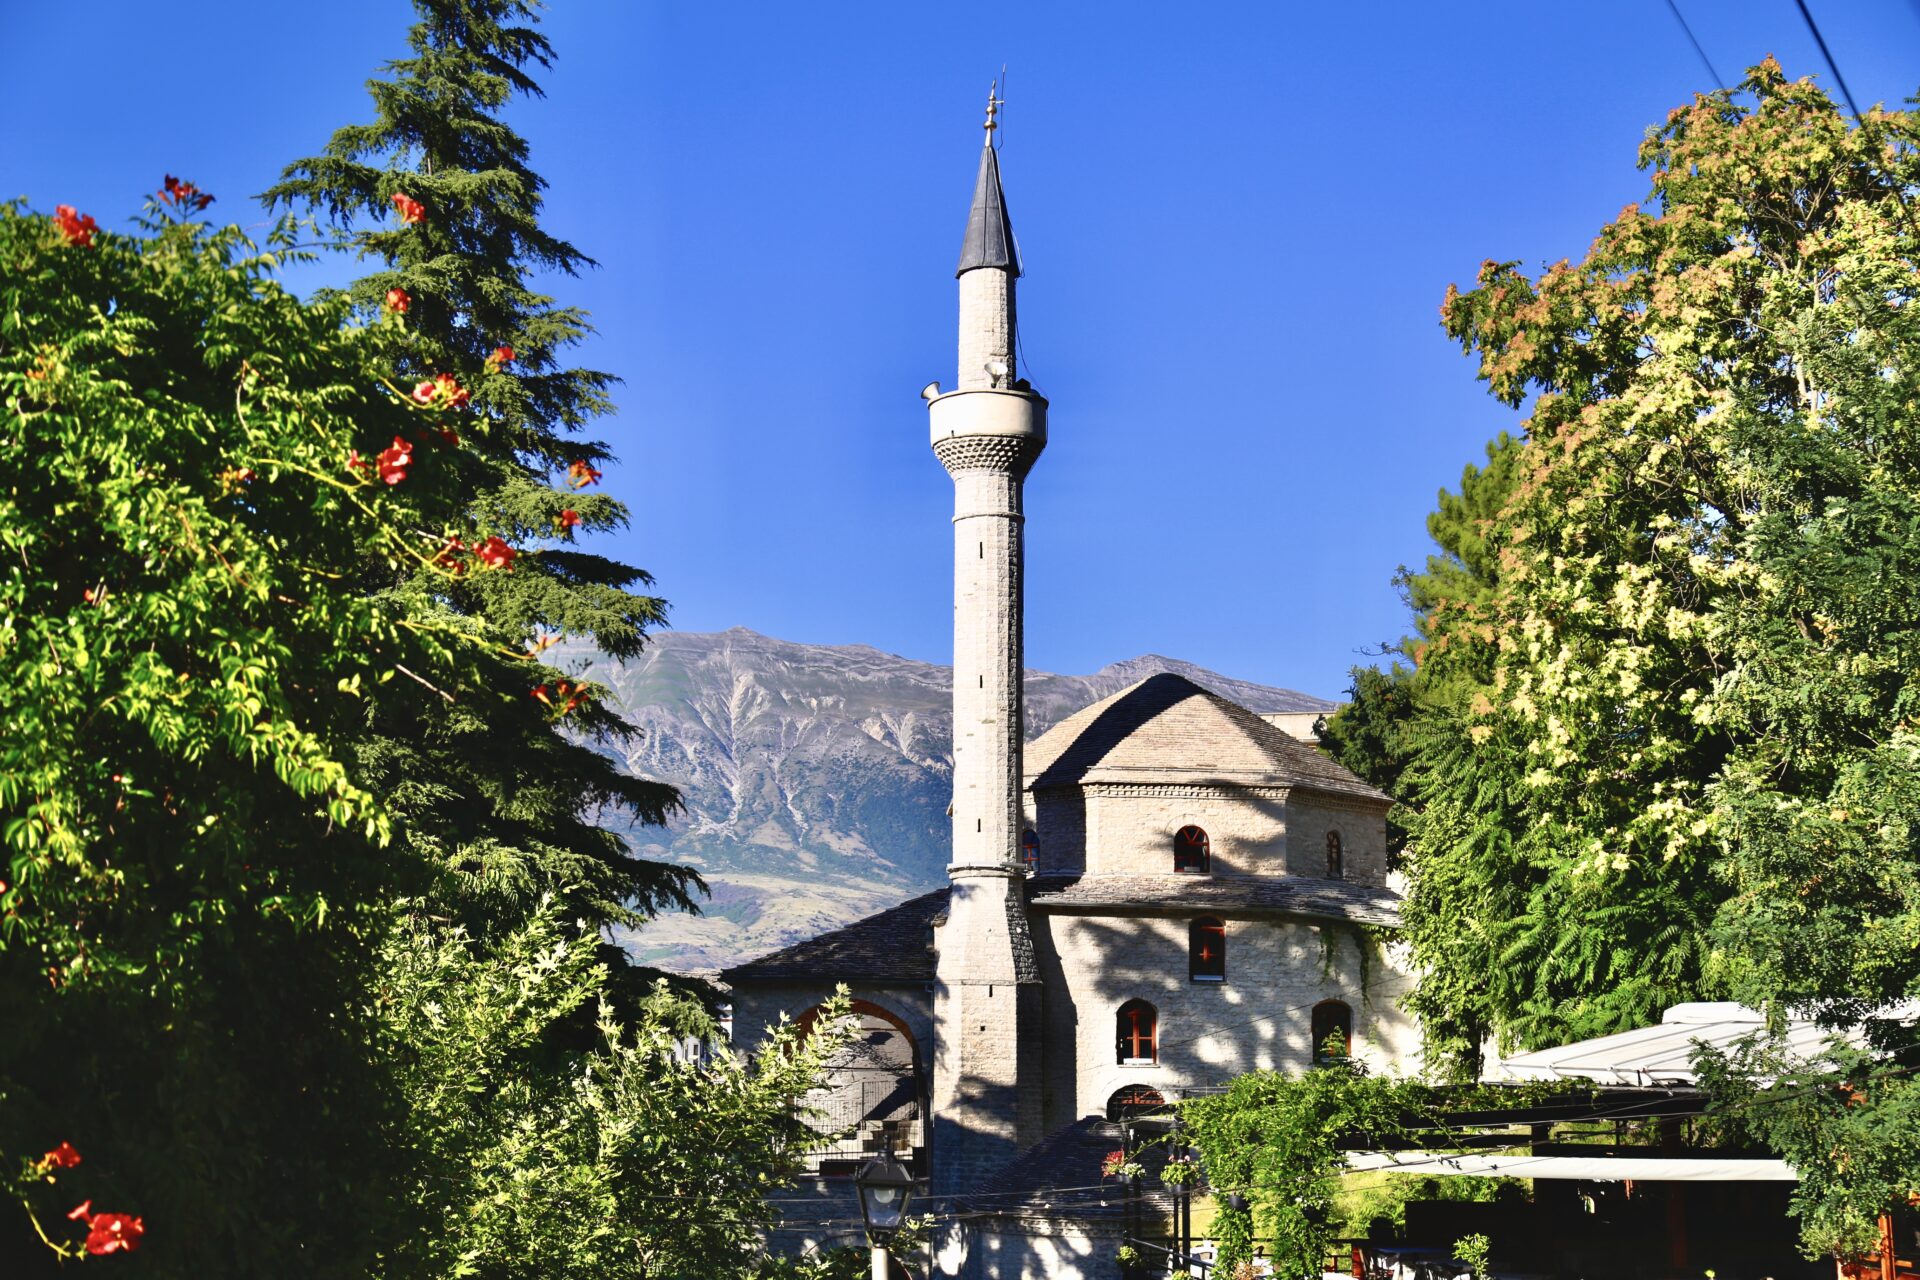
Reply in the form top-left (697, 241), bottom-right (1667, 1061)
top-left (1663, 0), bottom-right (1726, 90)
top-left (1792, 0), bottom-right (1863, 120)
top-left (1788, 0), bottom-right (1920, 256)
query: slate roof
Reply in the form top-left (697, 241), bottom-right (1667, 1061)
top-left (720, 888), bottom-right (949, 984)
top-left (964, 1115), bottom-right (1176, 1219)
top-left (1028, 873), bottom-right (1403, 927)
top-left (957, 143), bottom-right (1021, 277)
top-left (1025, 672), bottom-right (1389, 803)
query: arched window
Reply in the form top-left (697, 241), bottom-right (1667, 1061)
top-left (1189, 917), bottom-right (1226, 982)
top-left (1326, 830), bottom-right (1344, 880)
top-left (1312, 1000), bottom-right (1353, 1064)
top-left (1173, 825), bottom-right (1210, 874)
top-left (1106, 1086), bottom-right (1167, 1121)
top-left (1021, 828), bottom-right (1039, 873)
top-left (1116, 1000), bottom-right (1158, 1065)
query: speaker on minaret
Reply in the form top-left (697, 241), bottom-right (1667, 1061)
top-left (926, 83), bottom-right (1047, 1197)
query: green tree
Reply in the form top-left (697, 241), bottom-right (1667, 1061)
top-left (1401, 57), bottom-right (1920, 1248)
top-left (261, 0), bottom-right (695, 948)
top-left (374, 900), bottom-right (855, 1279)
top-left (1181, 1059), bottom-right (1433, 1276)
top-left (0, 191), bottom-right (506, 1273)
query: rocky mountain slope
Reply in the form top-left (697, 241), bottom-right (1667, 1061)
top-left (567, 628), bottom-right (1336, 972)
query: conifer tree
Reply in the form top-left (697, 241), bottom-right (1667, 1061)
top-left (262, 0), bottom-right (697, 946)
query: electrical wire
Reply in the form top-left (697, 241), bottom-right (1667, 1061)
top-left (1792, 0), bottom-right (1863, 120)
top-left (1663, 0), bottom-right (1726, 90)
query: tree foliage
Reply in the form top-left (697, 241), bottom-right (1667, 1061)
top-left (1695, 1030), bottom-right (1920, 1258)
top-left (262, 0), bottom-right (696, 942)
top-left (0, 187), bottom-right (510, 1272)
top-left (1362, 60), bottom-right (1920, 1062)
top-left (1181, 1059), bottom-right (1434, 1276)
top-left (376, 902), bottom-right (855, 1280)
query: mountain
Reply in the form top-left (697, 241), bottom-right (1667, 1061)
top-left (566, 628), bottom-right (1337, 973)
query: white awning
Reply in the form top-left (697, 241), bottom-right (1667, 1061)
top-left (1493, 1002), bottom-right (1849, 1087)
top-left (1345, 1151), bottom-right (1797, 1182)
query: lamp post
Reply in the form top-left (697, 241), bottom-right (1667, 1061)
top-left (854, 1154), bottom-right (915, 1280)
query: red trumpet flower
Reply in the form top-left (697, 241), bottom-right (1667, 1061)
top-left (474, 536), bottom-right (516, 570)
top-left (53, 205), bottom-right (98, 248)
top-left (389, 192), bottom-right (426, 225)
top-left (376, 436), bottom-right (413, 486)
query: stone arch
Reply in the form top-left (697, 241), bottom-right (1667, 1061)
top-left (792, 998), bottom-right (924, 1174)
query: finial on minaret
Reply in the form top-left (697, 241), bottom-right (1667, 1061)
top-left (984, 79), bottom-right (1004, 146)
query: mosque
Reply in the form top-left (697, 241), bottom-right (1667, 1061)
top-left (721, 95), bottom-right (1421, 1279)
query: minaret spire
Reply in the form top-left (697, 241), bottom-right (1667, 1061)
top-left (926, 94), bottom-right (1048, 1197)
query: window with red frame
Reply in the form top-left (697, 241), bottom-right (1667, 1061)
top-left (1189, 917), bottom-right (1226, 982)
top-left (1326, 829), bottom-right (1344, 879)
top-left (1021, 828), bottom-right (1039, 872)
top-left (1116, 1000), bottom-right (1158, 1064)
top-left (1173, 825), bottom-right (1210, 874)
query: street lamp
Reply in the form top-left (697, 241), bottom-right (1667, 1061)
top-left (854, 1154), bottom-right (916, 1280)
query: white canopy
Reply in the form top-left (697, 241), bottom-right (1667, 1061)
top-left (1345, 1151), bottom-right (1797, 1182)
top-left (1493, 1002), bottom-right (1846, 1088)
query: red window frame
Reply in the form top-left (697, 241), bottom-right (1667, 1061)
top-left (1190, 917), bottom-right (1227, 982)
top-left (1173, 825), bottom-right (1210, 874)
top-left (1117, 1000), bottom-right (1158, 1064)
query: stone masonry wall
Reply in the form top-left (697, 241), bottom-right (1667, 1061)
top-left (1031, 909), bottom-right (1420, 1131)
top-left (1033, 783), bottom-right (1391, 887)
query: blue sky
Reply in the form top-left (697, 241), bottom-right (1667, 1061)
top-left (6, 1), bottom-right (1918, 698)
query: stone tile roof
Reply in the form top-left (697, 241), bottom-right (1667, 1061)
top-left (719, 888), bottom-right (949, 984)
top-left (964, 1115), bottom-right (1176, 1219)
top-left (1028, 873), bottom-right (1402, 927)
top-left (1025, 673), bottom-right (1390, 802)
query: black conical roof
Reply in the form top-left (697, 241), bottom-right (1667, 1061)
top-left (956, 143), bottom-right (1021, 278)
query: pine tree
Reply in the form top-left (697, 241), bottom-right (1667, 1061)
top-left (262, 0), bottom-right (697, 946)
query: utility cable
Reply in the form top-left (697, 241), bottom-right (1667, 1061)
top-left (1663, 0), bottom-right (1726, 90)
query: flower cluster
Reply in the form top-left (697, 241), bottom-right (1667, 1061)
top-left (474, 536), bottom-right (515, 570)
top-left (557, 508), bottom-right (581, 531)
top-left (68, 1201), bottom-right (144, 1256)
top-left (41, 1141), bottom-right (82, 1171)
top-left (485, 345), bottom-right (514, 372)
top-left (390, 192), bottom-right (426, 225)
top-left (376, 437), bottom-right (412, 486)
top-left (429, 534), bottom-right (516, 575)
top-left (346, 437), bottom-right (414, 486)
top-left (530, 679), bottom-right (589, 715)
top-left (160, 175), bottom-right (214, 212)
top-left (411, 373), bottom-right (470, 410)
top-left (385, 287), bottom-right (411, 314)
top-left (53, 205), bottom-right (97, 248)
top-left (566, 459), bottom-right (602, 490)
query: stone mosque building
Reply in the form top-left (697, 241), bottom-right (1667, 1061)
top-left (721, 97), bottom-right (1420, 1278)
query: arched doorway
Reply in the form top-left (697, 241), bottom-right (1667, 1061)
top-left (794, 1000), bottom-right (924, 1176)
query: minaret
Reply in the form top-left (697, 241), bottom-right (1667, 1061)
top-left (927, 85), bottom-right (1046, 1196)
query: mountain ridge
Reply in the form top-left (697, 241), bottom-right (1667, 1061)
top-left (565, 628), bottom-right (1337, 972)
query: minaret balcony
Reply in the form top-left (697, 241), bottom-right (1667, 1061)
top-left (927, 386), bottom-right (1048, 452)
